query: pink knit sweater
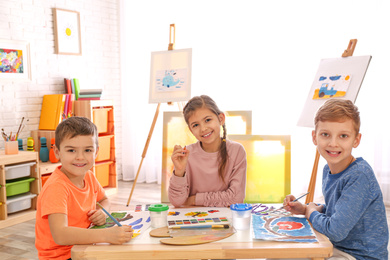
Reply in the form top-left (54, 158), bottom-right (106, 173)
top-left (168, 140), bottom-right (247, 207)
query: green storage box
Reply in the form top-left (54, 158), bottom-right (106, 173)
top-left (2, 177), bottom-right (35, 197)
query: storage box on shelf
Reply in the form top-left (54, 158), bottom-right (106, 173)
top-left (0, 151), bottom-right (40, 229)
top-left (74, 99), bottom-right (117, 195)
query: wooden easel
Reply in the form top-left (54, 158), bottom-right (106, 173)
top-left (126, 24), bottom-right (177, 206)
top-left (305, 39), bottom-right (358, 204)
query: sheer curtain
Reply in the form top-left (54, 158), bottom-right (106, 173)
top-left (121, 0), bottom-right (390, 204)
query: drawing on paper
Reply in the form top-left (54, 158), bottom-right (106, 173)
top-left (312, 74), bottom-right (351, 99)
top-left (155, 68), bottom-right (187, 92)
top-left (252, 215), bottom-right (318, 242)
top-left (90, 211), bottom-right (151, 238)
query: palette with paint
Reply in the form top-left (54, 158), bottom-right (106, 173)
top-left (167, 207), bottom-right (231, 228)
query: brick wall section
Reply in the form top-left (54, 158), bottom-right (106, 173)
top-left (0, 0), bottom-right (124, 179)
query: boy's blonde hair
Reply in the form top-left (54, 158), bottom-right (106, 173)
top-left (55, 116), bottom-right (99, 149)
top-left (314, 99), bottom-right (360, 134)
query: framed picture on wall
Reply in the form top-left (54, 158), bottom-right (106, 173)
top-left (0, 39), bottom-right (32, 82)
top-left (53, 8), bottom-right (82, 55)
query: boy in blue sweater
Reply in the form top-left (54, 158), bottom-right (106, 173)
top-left (284, 99), bottom-right (388, 260)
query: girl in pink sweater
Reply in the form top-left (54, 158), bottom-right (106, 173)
top-left (169, 95), bottom-right (247, 207)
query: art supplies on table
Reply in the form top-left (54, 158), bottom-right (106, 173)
top-left (252, 214), bottom-right (318, 243)
top-left (167, 207), bottom-right (231, 228)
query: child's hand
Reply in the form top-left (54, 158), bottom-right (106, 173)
top-left (106, 225), bottom-right (133, 244)
top-left (305, 202), bottom-right (323, 219)
top-left (184, 195), bottom-right (196, 206)
top-left (88, 209), bottom-right (107, 226)
top-left (283, 194), bottom-right (307, 215)
top-left (171, 145), bottom-right (189, 177)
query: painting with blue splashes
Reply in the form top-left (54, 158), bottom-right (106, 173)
top-left (90, 211), bottom-right (151, 239)
top-left (252, 215), bottom-right (318, 242)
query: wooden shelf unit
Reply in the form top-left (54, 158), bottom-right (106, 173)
top-left (74, 99), bottom-right (117, 191)
top-left (0, 151), bottom-right (40, 229)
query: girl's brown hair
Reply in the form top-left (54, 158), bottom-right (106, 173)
top-left (314, 99), bottom-right (360, 135)
top-left (183, 95), bottom-right (228, 182)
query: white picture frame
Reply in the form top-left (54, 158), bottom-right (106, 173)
top-left (0, 39), bottom-right (32, 82)
top-left (53, 8), bottom-right (82, 55)
top-left (149, 48), bottom-right (192, 103)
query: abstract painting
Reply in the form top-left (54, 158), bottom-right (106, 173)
top-left (0, 39), bottom-right (31, 81)
top-left (252, 214), bottom-right (318, 243)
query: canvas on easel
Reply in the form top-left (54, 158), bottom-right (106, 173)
top-left (149, 48), bottom-right (192, 104)
top-left (297, 55), bottom-right (371, 128)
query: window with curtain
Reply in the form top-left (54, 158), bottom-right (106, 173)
top-left (120, 0), bottom-right (390, 204)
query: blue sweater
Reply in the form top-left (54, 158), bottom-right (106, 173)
top-left (309, 157), bottom-right (388, 260)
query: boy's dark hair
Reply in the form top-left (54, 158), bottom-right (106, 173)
top-left (183, 95), bottom-right (228, 183)
top-left (55, 117), bottom-right (99, 149)
top-left (314, 99), bottom-right (360, 134)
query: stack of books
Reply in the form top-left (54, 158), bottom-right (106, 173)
top-left (78, 89), bottom-right (103, 100)
top-left (64, 78), bottom-right (103, 100)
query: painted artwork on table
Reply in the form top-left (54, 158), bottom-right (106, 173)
top-left (312, 74), bottom-right (351, 99)
top-left (252, 214), bottom-right (318, 243)
top-left (90, 211), bottom-right (151, 238)
top-left (167, 207), bottom-right (231, 228)
top-left (251, 204), bottom-right (292, 216)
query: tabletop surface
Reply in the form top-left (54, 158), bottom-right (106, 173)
top-left (71, 205), bottom-right (333, 260)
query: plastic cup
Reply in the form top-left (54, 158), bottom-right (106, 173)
top-left (230, 203), bottom-right (252, 230)
top-left (5, 141), bottom-right (19, 155)
top-left (148, 203), bottom-right (169, 228)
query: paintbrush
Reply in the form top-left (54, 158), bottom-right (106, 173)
top-left (279, 192), bottom-right (310, 210)
top-left (170, 224), bottom-right (230, 229)
top-left (96, 202), bottom-right (122, 226)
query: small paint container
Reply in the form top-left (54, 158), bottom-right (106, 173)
top-left (230, 203), bottom-right (252, 230)
top-left (148, 203), bottom-right (169, 228)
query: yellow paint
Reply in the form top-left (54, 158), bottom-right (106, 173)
top-left (66, 28), bottom-right (72, 36)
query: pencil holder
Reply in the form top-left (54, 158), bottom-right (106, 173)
top-left (5, 141), bottom-right (19, 155)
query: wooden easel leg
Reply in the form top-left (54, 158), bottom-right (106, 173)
top-left (305, 149), bottom-right (320, 204)
top-left (126, 103), bottom-right (161, 206)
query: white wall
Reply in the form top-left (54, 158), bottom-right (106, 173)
top-left (0, 0), bottom-right (124, 178)
top-left (122, 0), bottom-right (390, 200)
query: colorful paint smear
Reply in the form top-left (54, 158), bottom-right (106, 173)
top-left (167, 207), bottom-right (231, 228)
top-left (90, 211), bottom-right (151, 239)
top-left (252, 215), bottom-right (318, 242)
top-left (0, 48), bottom-right (24, 73)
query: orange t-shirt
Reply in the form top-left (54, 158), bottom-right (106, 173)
top-left (35, 166), bottom-right (106, 259)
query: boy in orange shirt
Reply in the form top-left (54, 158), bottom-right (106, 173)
top-left (35, 117), bottom-right (133, 259)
